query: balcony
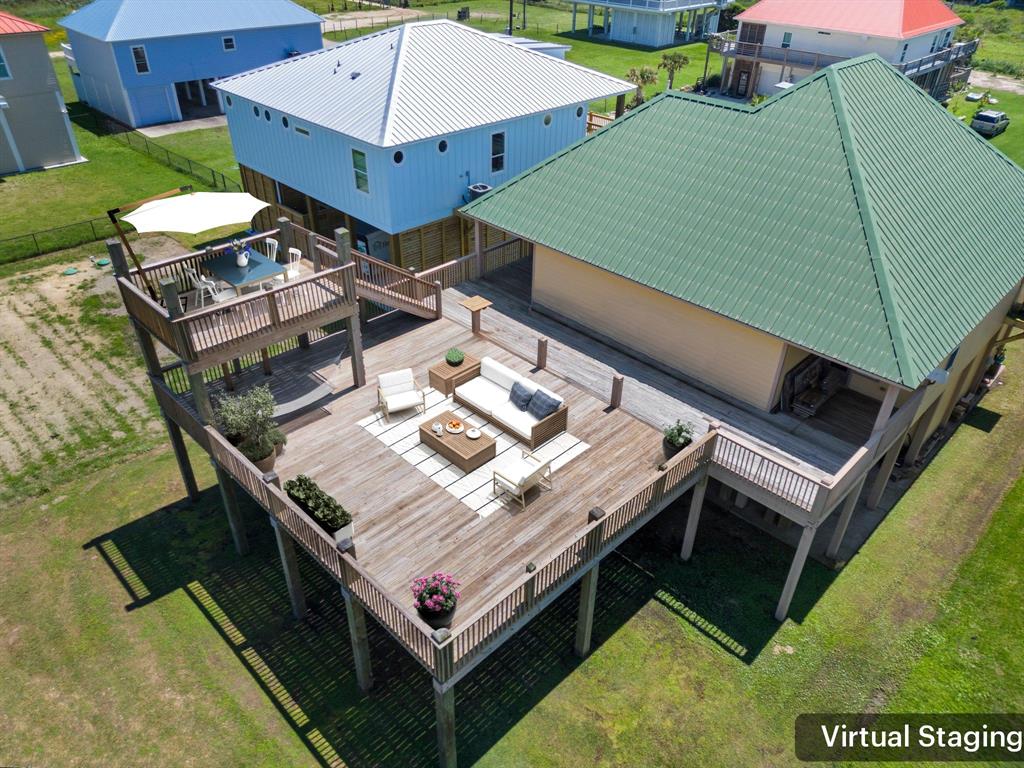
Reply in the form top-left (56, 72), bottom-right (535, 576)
top-left (895, 39), bottom-right (979, 78)
top-left (573, 0), bottom-right (720, 12)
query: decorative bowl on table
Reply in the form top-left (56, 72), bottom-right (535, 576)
top-left (445, 419), bottom-right (464, 434)
top-left (466, 428), bottom-right (481, 440)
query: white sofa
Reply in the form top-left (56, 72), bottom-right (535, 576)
top-left (454, 356), bottom-right (568, 448)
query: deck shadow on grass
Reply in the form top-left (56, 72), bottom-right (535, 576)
top-left (85, 482), bottom-right (825, 766)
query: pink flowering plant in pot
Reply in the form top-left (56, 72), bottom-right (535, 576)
top-left (412, 571), bottom-right (462, 629)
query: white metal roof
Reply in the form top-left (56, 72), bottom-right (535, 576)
top-left (213, 20), bottom-right (631, 148)
top-left (60, 0), bottom-right (321, 43)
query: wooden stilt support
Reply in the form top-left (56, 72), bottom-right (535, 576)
top-left (904, 398), bottom-right (940, 465)
top-left (211, 460), bottom-right (249, 556)
top-left (825, 477), bottom-right (866, 561)
top-left (680, 476), bottom-right (708, 560)
top-left (536, 337), bottom-right (548, 369)
top-left (433, 680), bottom-right (457, 768)
top-left (574, 562), bottom-right (599, 657)
top-left (346, 314), bottom-right (366, 387)
top-left (265, 472), bottom-right (306, 620)
top-left (774, 524), bottom-right (816, 621)
top-left (165, 417), bottom-right (200, 502)
top-left (866, 438), bottom-right (903, 510)
top-left (341, 587), bottom-right (373, 692)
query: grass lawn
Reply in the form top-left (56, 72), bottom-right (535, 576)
top-left (946, 88), bottom-right (1024, 167)
top-left (953, 1), bottom-right (1024, 76)
top-left (155, 126), bottom-right (242, 184)
top-left (0, 232), bottom-right (1021, 766)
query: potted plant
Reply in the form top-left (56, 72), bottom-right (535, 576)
top-left (986, 345), bottom-right (1007, 378)
top-left (445, 347), bottom-right (465, 367)
top-left (284, 474), bottom-right (353, 543)
top-left (662, 420), bottom-right (694, 459)
top-left (411, 571), bottom-right (461, 629)
top-left (214, 385), bottom-right (286, 472)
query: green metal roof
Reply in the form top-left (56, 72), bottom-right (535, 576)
top-left (461, 55), bottom-right (1024, 387)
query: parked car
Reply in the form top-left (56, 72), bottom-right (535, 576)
top-left (971, 110), bottom-right (1010, 137)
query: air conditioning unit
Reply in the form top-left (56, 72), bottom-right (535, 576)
top-left (467, 183), bottom-right (492, 201)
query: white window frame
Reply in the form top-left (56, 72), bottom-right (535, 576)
top-left (781, 32), bottom-right (792, 49)
top-left (900, 42), bottom-right (909, 63)
top-left (352, 148), bottom-right (369, 193)
top-left (130, 44), bottom-right (150, 75)
top-left (490, 131), bottom-right (505, 174)
top-left (222, 36), bottom-right (236, 52)
top-left (929, 34), bottom-right (938, 53)
top-left (0, 46), bottom-right (11, 80)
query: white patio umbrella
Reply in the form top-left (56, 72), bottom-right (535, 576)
top-left (121, 191), bottom-right (269, 235)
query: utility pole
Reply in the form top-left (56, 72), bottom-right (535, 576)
top-left (507, 0), bottom-right (513, 33)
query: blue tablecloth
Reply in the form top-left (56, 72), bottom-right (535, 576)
top-left (204, 249), bottom-right (284, 290)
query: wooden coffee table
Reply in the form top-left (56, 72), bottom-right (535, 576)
top-left (428, 354), bottom-right (481, 396)
top-left (419, 410), bottom-right (496, 473)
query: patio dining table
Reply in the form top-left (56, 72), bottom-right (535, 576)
top-left (203, 249), bottom-right (284, 292)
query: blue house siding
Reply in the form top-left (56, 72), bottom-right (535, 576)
top-left (67, 23), bottom-right (321, 127)
top-left (225, 96), bottom-right (591, 236)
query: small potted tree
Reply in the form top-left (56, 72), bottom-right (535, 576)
top-left (411, 571), bottom-right (461, 629)
top-left (662, 420), bottom-right (694, 460)
top-left (215, 385), bottom-right (286, 472)
top-left (284, 474), bottom-right (353, 543)
top-left (445, 347), bottom-right (465, 367)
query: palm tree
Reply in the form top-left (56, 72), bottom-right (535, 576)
top-left (625, 65), bottom-right (658, 107)
top-left (659, 52), bottom-right (690, 91)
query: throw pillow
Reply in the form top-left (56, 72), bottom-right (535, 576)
top-left (509, 381), bottom-right (533, 411)
top-left (527, 389), bottom-right (562, 420)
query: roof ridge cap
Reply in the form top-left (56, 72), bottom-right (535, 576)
top-left (379, 24), bottom-right (408, 146)
top-left (825, 65), bottom-right (912, 385)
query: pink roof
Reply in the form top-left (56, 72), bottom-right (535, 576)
top-left (737, 0), bottom-right (963, 40)
top-left (0, 10), bottom-right (49, 35)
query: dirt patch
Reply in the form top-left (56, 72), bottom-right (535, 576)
top-left (0, 235), bottom-right (184, 479)
top-left (322, 6), bottom-right (427, 33)
top-left (968, 70), bottom-right (1024, 96)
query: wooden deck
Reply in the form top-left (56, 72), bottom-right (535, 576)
top-left (258, 320), bottom-right (663, 627)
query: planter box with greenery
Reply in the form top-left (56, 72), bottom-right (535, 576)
top-left (283, 474), bottom-right (353, 543)
top-left (411, 571), bottom-right (461, 629)
top-left (662, 419), bottom-right (694, 460)
top-left (214, 385), bottom-right (285, 472)
top-left (445, 347), bottom-right (465, 367)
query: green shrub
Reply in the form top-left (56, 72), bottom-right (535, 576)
top-left (283, 474), bottom-right (352, 531)
top-left (214, 385), bottom-right (285, 462)
top-left (445, 347), bottom-right (465, 366)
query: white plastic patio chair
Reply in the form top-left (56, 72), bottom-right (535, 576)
top-left (492, 449), bottom-right (553, 510)
top-left (262, 237), bottom-right (279, 263)
top-left (185, 267), bottom-right (236, 308)
top-left (377, 368), bottom-right (425, 420)
top-left (264, 246), bottom-right (302, 291)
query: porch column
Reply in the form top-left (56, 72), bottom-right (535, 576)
top-left (872, 383), bottom-right (900, 432)
top-left (587, 5), bottom-right (594, 36)
top-left (197, 80), bottom-right (207, 107)
top-left (903, 398), bottom-right (941, 465)
top-left (166, 418), bottom-right (200, 501)
top-left (473, 219), bottom-right (483, 276)
top-left (708, 11), bottom-right (720, 35)
top-left (212, 461), bottom-right (250, 556)
top-left (346, 315), bottom-right (366, 388)
top-left (615, 94), bottom-right (626, 117)
top-left (680, 475), bottom-right (708, 560)
top-left (434, 680), bottom-right (457, 768)
top-left (571, 2), bottom-right (577, 33)
top-left (775, 524), bottom-right (817, 621)
top-left (825, 477), bottom-right (866, 561)
top-left (574, 562), bottom-right (599, 657)
top-left (184, 80), bottom-right (192, 100)
top-left (341, 587), bottom-right (374, 693)
top-left (866, 434), bottom-right (906, 510)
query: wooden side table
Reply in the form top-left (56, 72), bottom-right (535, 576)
top-left (428, 354), bottom-right (481, 396)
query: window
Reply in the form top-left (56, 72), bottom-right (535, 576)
top-left (490, 131), bottom-right (505, 173)
top-left (295, 126), bottom-right (310, 137)
top-left (929, 34), bottom-right (938, 53)
top-left (437, 139), bottom-right (448, 153)
top-left (264, 109), bottom-right (270, 121)
top-left (131, 45), bottom-right (150, 74)
top-left (253, 105), bottom-right (260, 117)
top-left (943, 30), bottom-right (952, 47)
top-left (275, 181), bottom-right (308, 214)
top-left (900, 42), bottom-right (909, 62)
top-left (576, 106), bottom-right (584, 118)
top-left (282, 116), bottom-right (289, 128)
top-left (393, 150), bottom-right (404, 165)
top-left (352, 149), bottom-right (369, 192)
top-left (543, 113), bottom-right (552, 126)
top-left (816, 30), bottom-right (831, 36)
top-left (781, 32), bottom-right (792, 49)
top-left (222, 36), bottom-right (236, 51)
top-left (0, 46), bottom-right (10, 80)
top-left (225, 95), bottom-right (233, 107)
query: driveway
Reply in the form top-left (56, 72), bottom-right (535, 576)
top-left (969, 70), bottom-right (1024, 96)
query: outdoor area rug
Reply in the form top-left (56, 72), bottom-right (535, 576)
top-left (357, 388), bottom-right (589, 518)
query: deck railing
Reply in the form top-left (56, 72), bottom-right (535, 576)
top-left (711, 430), bottom-right (826, 513)
top-left (895, 39), bottom-right (979, 77)
top-left (117, 277), bottom-right (181, 353)
top-left (415, 254), bottom-right (480, 290)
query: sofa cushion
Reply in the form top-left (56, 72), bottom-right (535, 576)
top-left (527, 389), bottom-right (562, 421)
top-left (456, 376), bottom-right (508, 413)
top-left (509, 381), bottom-right (533, 411)
top-left (378, 368), bottom-right (415, 398)
top-left (384, 390), bottom-right (422, 412)
top-left (491, 400), bottom-right (538, 440)
top-left (480, 356), bottom-right (520, 392)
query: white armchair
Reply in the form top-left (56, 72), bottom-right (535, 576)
top-left (377, 368), bottom-right (426, 420)
top-left (492, 449), bottom-right (553, 510)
